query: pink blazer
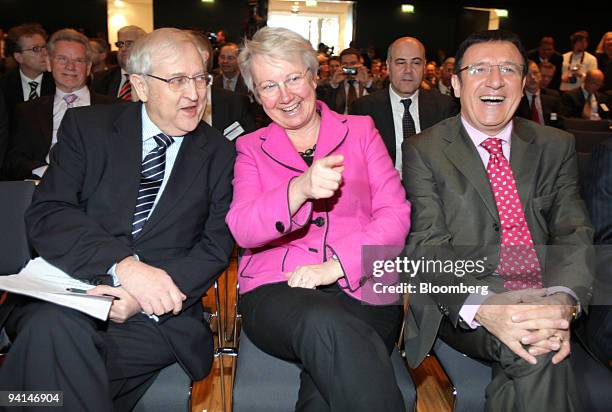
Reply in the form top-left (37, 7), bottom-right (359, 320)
top-left (226, 101), bottom-right (411, 304)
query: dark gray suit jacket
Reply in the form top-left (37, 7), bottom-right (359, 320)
top-left (11, 102), bottom-right (235, 380)
top-left (402, 115), bottom-right (594, 368)
top-left (350, 87), bottom-right (458, 165)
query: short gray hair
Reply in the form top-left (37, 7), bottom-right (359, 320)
top-left (48, 28), bottom-right (93, 62)
top-left (127, 28), bottom-right (194, 75)
top-left (118, 25), bottom-right (146, 38)
top-left (238, 27), bottom-right (318, 96)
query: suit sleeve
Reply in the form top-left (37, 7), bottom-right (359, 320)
top-left (151, 147), bottom-right (236, 321)
top-left (584, 145), bottom-right (612, 244)
top-left (4, 103), bottom-right (47, 180)
top-left (0, 91), bottom-right (8, 173)
top-left (24, 109), bottom-right (134, 280)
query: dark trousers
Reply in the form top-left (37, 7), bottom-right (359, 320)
top-left (240, 282), bottom-right (404, 412)
top-left (0, 297), bottom-right (176, 412)
top-left (439, 317), bottom-right (582, 412)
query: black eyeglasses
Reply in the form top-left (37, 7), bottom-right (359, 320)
top-left (18, 45), bottom-right (47, 54)
top-left (115, 40), bottom-right (135, 49)
top-left (145, 73), bottom-right (212, 91)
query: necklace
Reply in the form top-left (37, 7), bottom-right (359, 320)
top-left (299, 144), bottom-right (317, 157)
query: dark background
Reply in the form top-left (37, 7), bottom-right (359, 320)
top-left (1, 0), bottom-right (609, 60)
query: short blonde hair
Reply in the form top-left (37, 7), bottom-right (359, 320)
top-left (238, 27), bottom-right (318, 97)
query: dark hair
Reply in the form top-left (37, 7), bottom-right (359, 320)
top-left (339, 47), bottom-right (360, 60)
top-left (6, 23), bottom-right (48, 56)
top-left (570, 31), bottom-right (589, 47)
top-left (454, 30), bottom-right (528, 77)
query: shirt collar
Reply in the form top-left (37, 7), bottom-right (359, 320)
top-left (141, 104), bottom-right (185, 142)
top-left (55, 85), bottom-right (89, 100)
top-left (20, 69), bottom-right (43, 83)
top-left (461, 115), bottom-right (513, 148)
top-left (388, 85), bottom-right (419, 106)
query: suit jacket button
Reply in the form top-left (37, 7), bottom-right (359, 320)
top-left (275, 221), bottom-right (285, 233)
top-left (493, 223), bottom-right (500, 232)
top-left (359, 276), bottom-right (368, 287)
top-left (312, 217), bottom-right (325, 227)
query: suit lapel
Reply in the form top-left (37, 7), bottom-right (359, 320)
top-left (443, 119), bottom-right (498, 220)
top-left (137, 124), bottom-right (211, 241)
top-left (379, 89), bottom-right (397, 163)
top-left (38, 96), bottom-right (54, 150)
top-left (418, 90), bottom-right (434, 131)
top-left (509, 121), bottom-right (540, 212)
top-left (260, 122), bottom-right (308, 173)
top-left (334, 84), bottom-right (347, 114)
top-left (111, 103), bottom-right (145, 235)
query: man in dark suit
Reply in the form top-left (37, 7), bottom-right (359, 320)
top-left (561, 69), bottom-right (610, 120)
top-left (528, 36), bottom-right (563, 90)
top-left (4, 29), bottom-right (115, 181)
top-left (212, 42), bottom-right (249, 95)
top-left (0, 28), bottom-right (235, 412)
top-left (0, 24), bottom-right (55, 119)
top-left (403, 30), bottom-right (593, 411)
top-left (351, 37), bottom-right (457, 174)
top-left (583, 138), bottom-right (612, 370)
top-left (208, 86), bottom-right (256, 137)
top-left (515, 60), bottom-right (562, 127)
top-left (91, 25), bottom-right (146, 101)
top-left (318, 47), bottom-right (376, 114)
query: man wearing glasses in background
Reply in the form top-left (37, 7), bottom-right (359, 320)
top-left (403, 30), bottom-right (593, 410)
top-left (0, 23), bottom-right (55, 120)
top-left (0, 28), bottom-right (234, 411)
top-left (92, 25), bottom-right (146, 101)
top-left (3, 28), bottom-right (114, 181)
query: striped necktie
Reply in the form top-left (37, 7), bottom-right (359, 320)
top-left (118, 74), bottom-right (132, 101)
top-left (28, 81), bottom-right (39, 100)
top-left (131, 133), bottom-right (174, 238)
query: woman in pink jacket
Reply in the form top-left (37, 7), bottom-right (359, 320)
top-left (226, 27), bottom-right (411, 412)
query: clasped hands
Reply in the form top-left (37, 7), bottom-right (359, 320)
top-left (87, 257), bottom-right (186, 323)
top-left (475, 288), bottom-right (576, 365)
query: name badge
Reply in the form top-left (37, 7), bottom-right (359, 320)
top-left (600, 103), bottom-right (609, 112)
top-left (223, 121), bottom-right (245, 141)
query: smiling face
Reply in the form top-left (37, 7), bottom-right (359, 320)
top-left (452, 41), bottom-right (526, 136)
top-left (133, 41), bottom-right (207, 136)
top-left (48, 40), bottom-right (91, 93)
top-left (250, 55), bottom-right (318, 132)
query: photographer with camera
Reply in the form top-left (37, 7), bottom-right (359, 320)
top-left (560, 31), bottom-right (598, 91)
top-left (319, 47), bottom-right (375, 114)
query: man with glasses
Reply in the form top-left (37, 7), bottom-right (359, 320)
top-left (3, 29), bottom-right (114, 181)
top-left (0, 28), bottom-right (234, 411)
top-left (0, 23), bottom-right (55, 120)
top-left (350, 37), bottom-right (457, 176)
top-left (403, 30), bottom-right (592, 410)
top-left (92, 25), bottom-right (146, 101)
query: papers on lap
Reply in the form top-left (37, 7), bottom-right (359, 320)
top-left (0, 258), bottom-right (113, 320)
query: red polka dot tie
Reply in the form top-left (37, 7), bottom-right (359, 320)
top-left (481, 138), bottom-right (543, 290)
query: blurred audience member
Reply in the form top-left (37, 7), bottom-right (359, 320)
top-left (437, 57), bottom-right (455, 97)
top-left (92, 25), bottom-right (146, 101)
top-left (515, 61), bottom-right (562, 127)
top-left (89, 38), bottom-right (110, 74)
top-left (213, 42), bottom-right (249, 95)
top-left (560, 31), bottom-right (598, 92)
top-left (527, 36), bottom-right (563, 90)
top-left (4, 28), bottom-right (115, 181)
top-left (539, 61), bottom-right (561, 97)
top-left (595, 31), bottom-right (612, 93)
top-left (0, 24), bottom-right (55, 119)
top-left (561, 69), bottom-right (609, 120)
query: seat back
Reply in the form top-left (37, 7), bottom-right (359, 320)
top-left (567, 130), bottom-right (612, 153)
top-left (0, 181), bottom-right (35, 274)
top-left (563, 118), bottom-right (611, 132)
